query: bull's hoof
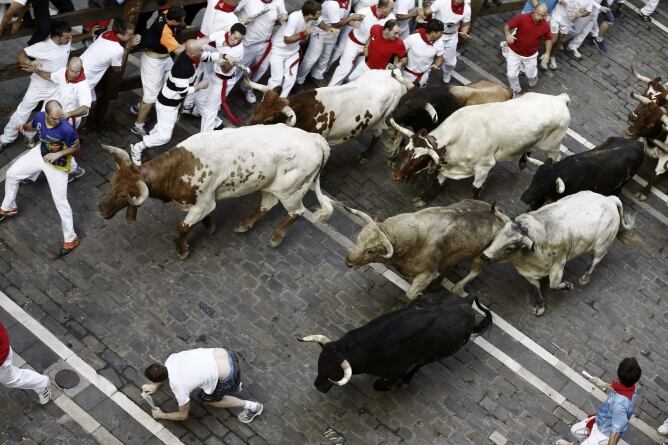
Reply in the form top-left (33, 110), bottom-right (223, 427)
top-left (413, 197), bottom-right (427, 208)
top-left (533, 306), bottom-right (545, 316)
top-left (562, 281), bottom-right (574, 291)
top-left (269, 234), bottom-right (285, 248)
top-left (206, 223), bottom-right (217, 235)
top-left (579, 274), bottom-right (591, 286)
top-left (635, 192), bottom-right (648, 201)
top-left (234, 224), bottom-right (250, 233)
top-left (519, 160), bottom-right (528, 170)
top-left (176, 248), bottom-right (190, 260)
top-left (385, 159), bottom-right (396, 168)
top-left (373, 378), bottom-right (393, 391)
top-left (358, 155), bottom-right (370, 165)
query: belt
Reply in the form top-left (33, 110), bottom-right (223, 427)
top-left (144, 50), bottom-right (170, 59)
top-left (403, 66), bottom-right (428, 85)
top-left (348, 31), bottom-right (364, 46)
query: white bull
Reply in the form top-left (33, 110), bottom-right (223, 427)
top-left (480, 191), bottom-right (635, 316)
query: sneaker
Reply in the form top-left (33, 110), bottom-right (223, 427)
top-left (528, 77), bottom-right (538, 87)
top-left (59, 236), bottom-right (80, 257)
top-left (565, 47), bottom-right (581, 59)
top-left (0, 207), bottom-right (17, 222)
top-left (658, 420), bottom-right (668, 435)
top-left (130, 144), bottom-right (143, 166)
top-left (549, 57), bottom-right (557, 70)
top-left (68, 166), bottom-right (86, 183)
top-left (245, 90), bottom-right (257, 104)
top-left (641, 13), bottom-right (652, 22)
top-left (130, 124), bottom-right (147, 137)
top-left (181, 106), bottom-right (201, 118)
top-left (129, 103), bottom-right (140, 115)
top-left (592, 39), bottom-right (608, 53)
top-left (512, 90), bottom-right (521, 98)
top-left (38, 382), bottom-right (52, 404)
top-left (442, 73), bottom-right (451, 83)
top-left (238, 402), bottom-right (263, 424)
top-left (540, 60), bottom-right (549, 70)
top-left (214, 122), bottom-right (225, 130)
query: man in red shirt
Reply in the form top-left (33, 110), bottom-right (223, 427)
top-left (0, 321), bottom-right (51, 404)
top-left (502, 3), bottom-right (552, 96)
top-left (349, 20), bottom-right (407, 81)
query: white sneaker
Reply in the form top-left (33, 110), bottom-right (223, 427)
top-left (566, 46), bottom-right (582, 59)
top-left (442, 73), bottom-right (452, 83)
top-left (549, 57), bottom-right (558, 70)
top-left (658, 420), bottom-right (668, 435)
top-left (528, 76), bottom-right (538, 87)
top-left (238, 402), bottom-right (263, 423)
top-left (245, 90), bottom-right (257, 104)
top-left (130, 144), bottom-right (143, 166)
top-left (38, 382), bottom-right (52, 404)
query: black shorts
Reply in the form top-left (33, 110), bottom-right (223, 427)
top-left (198, 349), bottom-right (242, 403)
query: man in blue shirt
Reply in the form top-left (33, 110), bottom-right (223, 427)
top-left (556, 357), bottom-right (641, 445)
top-left (0, 100), bottom-right (81, 256)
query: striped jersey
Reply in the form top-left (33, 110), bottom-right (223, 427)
top-left (157, 52), bottom-right (198, 107)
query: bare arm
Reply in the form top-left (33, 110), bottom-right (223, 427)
top-left (64, 105), bottom-right (90, 119)
top-left (503, 23), bottom-right (516, 44)
top-left (153, 403), bottom-right (190, 421)
top-left (71, 26), bottom-right (99, 44)
top-left (432, 55), bottom-right (443, 69)
top-left (332, 13), bottom-right (364, 28)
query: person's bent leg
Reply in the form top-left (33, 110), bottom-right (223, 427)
top-left (1, 81), bottom-right (53, 145)
top-left (0, 349), bottom-right (49, 394)
top-left (1, 147), bottom-right (43, 212)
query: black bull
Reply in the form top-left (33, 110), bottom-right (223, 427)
top-left (299, 295), bottom-right (492, 393)
top-left (521, 137), bottom-right (644, 209)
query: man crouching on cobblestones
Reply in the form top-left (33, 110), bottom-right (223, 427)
top-left (142, 347), bottom-right (263, 423)
top-left (556, 357), bottom-right (641, 445)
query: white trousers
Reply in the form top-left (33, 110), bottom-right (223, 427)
top-left (297, 30), bottom-right (339, 83)
top-left (141, 102), bottom-right (179, 148)
top-left (1, 146), bottom-right (76, 242)
top-left (268, 52), bottom-right (300, 97)
top-left (1, 78), bottom-right (58, 144)
top-left (329, 24), bottom-right (352, 70)
top-left (641, 0), bottom-right (659, 15)
top-left (506, 48), bottom-right (538, 93)
top-left (328, 37), bottom-right (364, 86)
top-left (140, 53), bottom-right (173, 104)
top-left (239, 40), bottom-right (272, 91)
top-left (348, 61), bottom-right (369, 82)
top-left (402, 68), bottom-right (431, 87)
top-left (0, 349), bottom-right (49, 395)
top-left (568, 13), bottom-right (597, 50)
top-left (570, 417), bottom-right (609, 445)
top-left (441, 34), bottom-right (459, 81)
top-left (196, 73), bottom-right (240, 132)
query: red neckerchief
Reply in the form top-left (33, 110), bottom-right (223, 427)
top-left (611, 381), bottom-right (636, 401)
top-left (215, 0), bottom-right (236, 12)
top-left (67, 67), bottom-right (86, 83)
top-left (101, 30), bottom-right (122, 43)
top-left (187, 53), bottom-right (200, 68)
top-left (260, 0), bottom-right (273, 3)
top-left (371, 4), bottom-right (380, 18)
top-left (337, 0), bottom-right (350, 9)
top-left (418, 28), bottom-right (434, 45)
top-left (224, 32), bottom-right (241, 47)
top-left (451, 0), bottom-right (464, 15)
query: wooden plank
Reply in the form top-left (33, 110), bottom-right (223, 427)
top-left (478, 0), bottom-right (525, 16)
top-left (0, 47), bottom-right (85, 81)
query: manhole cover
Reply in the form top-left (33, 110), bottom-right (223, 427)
top-left (55, 369), bottom-right (80, 389)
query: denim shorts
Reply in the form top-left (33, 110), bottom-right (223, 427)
top-left (198, 349), bottom-right (241, 402)
top-left (600, 0), bottom-right (615, 23)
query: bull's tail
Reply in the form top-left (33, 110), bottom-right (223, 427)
top-left (472, 297), bottom-right (493, 335)
top-left (611, 196), bottom-right (637, 245)
top-left (312, 139), bottom-right (335, 223)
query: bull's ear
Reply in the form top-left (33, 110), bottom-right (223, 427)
top-left (555, 177), bottom-right (565, 194)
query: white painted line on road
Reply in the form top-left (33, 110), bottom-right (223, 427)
top-left (303, 208), bottom-right (662, 444)
top-left (0, 291), bottom-right (185, 445)
top-left (623, 0), bottom-right (668, 33)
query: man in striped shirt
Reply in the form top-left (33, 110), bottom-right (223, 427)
top-left (130, 39), bottom-right (209, 166)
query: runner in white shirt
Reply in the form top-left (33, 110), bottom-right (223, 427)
top-left (143, 347), bottom-right (263, 424)
top-left (200, 0), bottom-right (243, 37)
top-left (0, 21), bottom-right (71, 149)
top-left (543, 0), bottom-right (592, 69)
top-left (195, 23), bottom-right (246, 131)
top-left (235, 0), bottom-right (288, 103)
top-left (265, 1), bottom-right (321, 97)
top-left (81, 19), bottom-right (140, 101)
top-left (402, 20), bottom-right (445, 87)
top-left (297, 0), bottom-right (363, 86)
top-left (328, 0), bottom-right (396, 86)
top-left (394, 0), bottom-right (419, 39)
top-left (419, 0), bottom-right (471, 83)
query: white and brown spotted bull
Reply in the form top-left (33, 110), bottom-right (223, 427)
top-left (246, 69), bottom-right (413, 162)
top-left (97, 125), bottom-right (335, 259)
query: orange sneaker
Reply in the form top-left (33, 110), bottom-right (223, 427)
top-left (0, 208), bottom-right (17, 222)
top-left (59, 236), bottom-right (80, 257)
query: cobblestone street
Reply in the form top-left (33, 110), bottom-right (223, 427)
top-left (1, 1), bottom-right (668, 444)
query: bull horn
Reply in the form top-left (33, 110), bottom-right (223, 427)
top-left (555, 177), bottom-right (565, 194)
top-left (526, 156), bottom-right (544, 167)
top-left (389, 117), bottom-right (414, 138)
top-left (377, 224), bottom-right (394, 259)
top-left (99, 143), bottom-right (131, 164)
top-left (651, 138), bottom-right (668, 153)
top-left (631, 64), bottom-right (652, 83)
top-left (244, 77), bottom-right (272, 93)
top-left (128, 180), bottom-right (149, 206)
top-left (299, 335), bottom-right (331, 344)
top-left (424, 103), bottom-right (438, 123)
top-left (520, 235), bottom-right (534, 251)
top-left (345, 206), bottom-right (374, 225)
top-left (281, 106), bottom-right (296, 127)
top-left (328, 359), bottom-right (352, 386)
top-left (425, 148), bottom-right (441, 166)
top-left (630, 91), bottom-right (652, 104)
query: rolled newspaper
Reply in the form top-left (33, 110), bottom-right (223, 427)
top-left (141, 391), bottom-right (157, 410)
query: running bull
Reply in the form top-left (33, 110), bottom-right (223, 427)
top-left (299, 294), bottom-right (492, 392)
top-left (390, 93), bottom-right (571, 206)
top-left (481, 191), bottom-right (635, 316)
top-left (521, 137), bottom-right (644, 209)
top-left (97, 125), bottom-right (334, 259)
top-left (246, 69), bottom-right (413, 162)
top-left (345, 200), bottom-right (510, 299)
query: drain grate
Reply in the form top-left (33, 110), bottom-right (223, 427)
top-left (55, 369), bottom-right (80, 389)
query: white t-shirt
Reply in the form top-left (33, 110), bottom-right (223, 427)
top-left (394, 0), bottom-right (416, 38)
top-left (165, 348), bottom-right (219, 407)
top-left (551, 0), bottom-right (593, 23)
top-left (238, 0), bottom-right (287, 45)
top-left (404, 32), bottom-right (444, 73)
top-left (352, 6), bottom-right (396, 44)
top-left (200, 1), bottom-right (240, 37)
top-left (25, 38), bottom-right (70, 83)
top-left (49, 68), bottom-right (92, 113)
top-left (430, 0), bottom-right (471, 33)
top-left (81, 32), bottom-right (125, 90)
top-left (208, 30), bottom-right (245, 75)
top-left (321, 0), bottom-right (351, 25)
top-left (271, 10), bottom-right (308, 57)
